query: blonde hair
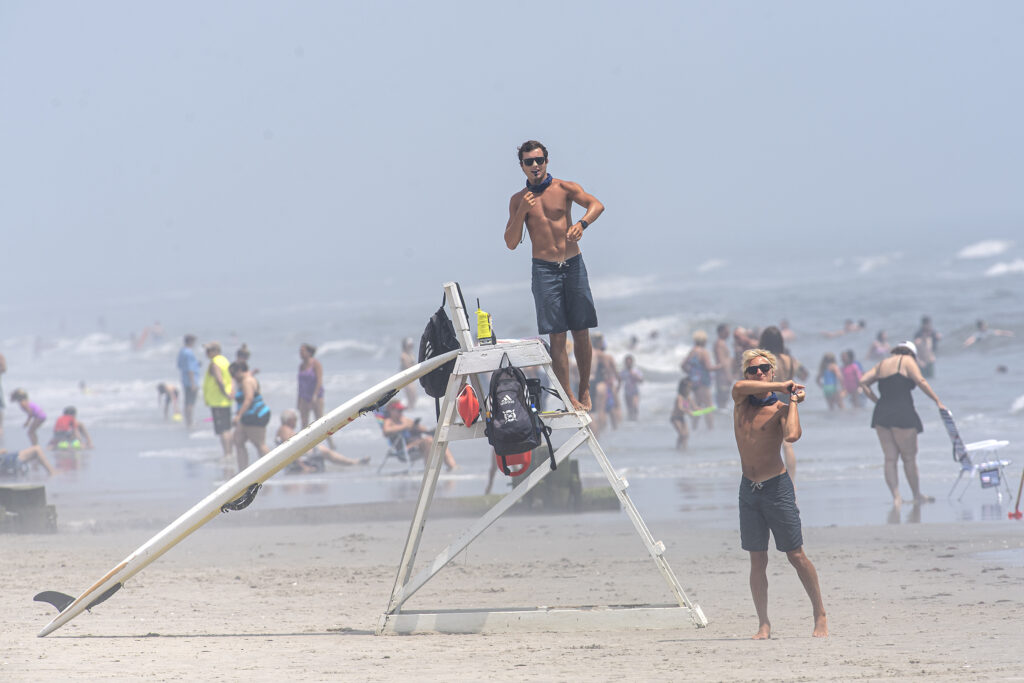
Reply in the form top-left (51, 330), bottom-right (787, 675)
top-left (742, 348), bottom-right (777, 373)
top-left (692, 330), bottom-right (708, 346)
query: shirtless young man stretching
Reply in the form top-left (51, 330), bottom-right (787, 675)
top-left (733, 348), bottom-right (827, 639)
top-left (504, 140), bottom-right (604, 411)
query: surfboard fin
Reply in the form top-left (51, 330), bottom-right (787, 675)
top-left (221, 483), bottom-right (262, 513)
top-left (34, 584), bottom-right (123, 614)
top-left (359, 389), bottom-right (399, 416)
top-left (34, 591), bottom-right (75, 613)
top-left (86, 583), bottom-right (123, 610)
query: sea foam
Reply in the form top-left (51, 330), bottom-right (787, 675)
top-left (957, 240), bottom-right (1013, 259)
top-left (696, 258), bottom-right (727, 274)
top-left (984, 259), bottom-right (1024, 277)
top-left (589, 274), bottom-right (659, 300)
top-left (856, 252), bottom-right (903, 274)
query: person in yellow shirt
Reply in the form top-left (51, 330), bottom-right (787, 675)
top-left (203, 342), bottom-right (234, 460)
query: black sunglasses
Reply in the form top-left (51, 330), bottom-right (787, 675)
top-left (745, 363), bottom-right (773, 376)
top-left (522, 157), bottom-right (547, 167)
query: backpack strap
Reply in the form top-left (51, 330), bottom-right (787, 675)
top-left (540, 385), bottom-right (566, 412)
top-left (540, 419), bottom-right (556, 471)
top-left (528, 395), bottom-right (557, 472)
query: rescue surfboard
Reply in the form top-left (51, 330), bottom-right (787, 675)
top-left (35, 349), bottom-right (459, 637)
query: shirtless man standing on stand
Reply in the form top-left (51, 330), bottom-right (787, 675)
top-left (504, 140), bottom-right (604, 411)
top-left (733, 348), bottom-right (828, 639)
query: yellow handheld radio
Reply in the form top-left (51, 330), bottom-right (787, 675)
top-left (476, 299), bottom-right (494, 345)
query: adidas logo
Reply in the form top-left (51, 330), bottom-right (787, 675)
top-left (500, 395), bottom-right (515, 405)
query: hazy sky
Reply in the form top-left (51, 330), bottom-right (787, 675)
top-left (3, 1), bottom-right (1022, 310)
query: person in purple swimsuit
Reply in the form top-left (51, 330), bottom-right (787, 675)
top-left (10, 389), bottom-right (46, 445)
top-left (297, 343), bottom-right (334, 448)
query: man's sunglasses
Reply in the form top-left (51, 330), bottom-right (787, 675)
top-left (522, 157), bottom-right (547, 167)
top-left (745, 363), bottom-right (773, 376)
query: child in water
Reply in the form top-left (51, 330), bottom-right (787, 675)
top-left (10, 389), bottom-right (46, 445)
top-left (816, 353), bottom-right (844, 410)
top-left (840, 350), bottom-right (864, 408)
top-left (619, 354), bottom-right (644, 421)
top-left (671, 378), bottom-right (695, 450)
top-left (50, 406), bottom-right (94, 450)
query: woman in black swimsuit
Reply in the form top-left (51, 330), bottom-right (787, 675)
top-left (859, 341), bottom-right (946, 506)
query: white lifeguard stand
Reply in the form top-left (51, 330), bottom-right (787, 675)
top-left (377, 282), bottom-right (707, 634)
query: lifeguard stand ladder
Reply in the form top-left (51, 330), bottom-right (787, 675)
top-left (377, 282), bottom-right (708, 634)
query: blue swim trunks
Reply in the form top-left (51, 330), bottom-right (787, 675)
top-left (531, 254), bottom-right (598, 335)
top-left (738, 471), bottom-right (803, 552)
top-left (1, 452), bottom-right (26, 478)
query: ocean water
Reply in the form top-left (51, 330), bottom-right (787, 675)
top-left (2, 240), bottom-right (1023, 531)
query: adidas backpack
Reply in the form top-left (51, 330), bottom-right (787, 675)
top-left (484, 353), bottom-right (555, 475)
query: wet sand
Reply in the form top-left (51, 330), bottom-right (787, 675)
top-left (3, 510), bottom-right (1023, 681)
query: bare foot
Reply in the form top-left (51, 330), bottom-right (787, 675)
top-left (914, 494), bottom-right (935, 504)
top-left (577, 387), bottom-right (592, 412)
top-left (566, 389), bottom-right (585, 412)
top-left (752, 623), bottom-right (771, 640)
top-left (813, 614), bottom-right (829, 637)
top-left (892, 494), bottom-right (903, 506)
top-left (358, 456), bottom-right (371, 465)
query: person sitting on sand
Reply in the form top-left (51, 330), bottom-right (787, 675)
top-left (276, 409), bottom-right (370, 473)
top-left (49, 406), bottom-right (94, 450)
top-left (733, 348), bottom-right (827, 639)
top-left (381, 401), bottom-right (456, 471)
top-left (0, 444), bottom-right (58, 478)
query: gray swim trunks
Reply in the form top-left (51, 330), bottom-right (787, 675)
top-left (531, 254), bottom-right (598, 335)
top-left (738, 471), bottom-right (803, 552)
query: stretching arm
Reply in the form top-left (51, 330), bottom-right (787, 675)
top-left (782, 401), bottom-right (802, 443)
top-left (732, 379), bottom-right (804, 401)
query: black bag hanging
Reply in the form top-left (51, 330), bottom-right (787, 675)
top-left (417, 285), bottom-right (466, 418)
top-left (484, 353), bottom-right (555, 475)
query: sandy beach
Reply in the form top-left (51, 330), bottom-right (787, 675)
top-left (3, 508), bottom-right (1023, 682)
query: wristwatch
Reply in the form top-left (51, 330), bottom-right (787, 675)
top-left (579, 219), bottom-right (589, 231)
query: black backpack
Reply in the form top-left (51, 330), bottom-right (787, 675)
top-left (484, 353), bottom-right (555, 475)
top-left (418, 289), bottom-right (463, 417)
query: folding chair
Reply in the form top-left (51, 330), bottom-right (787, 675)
top-left (939, 408), bottom-right (1012, 501)
top-left (376, 417), bottom-right (421, 474)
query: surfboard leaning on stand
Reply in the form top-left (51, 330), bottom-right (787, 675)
top-left (34, 349), bottom-right (459, 638)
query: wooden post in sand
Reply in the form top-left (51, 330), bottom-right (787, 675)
top-left (378, 282), bottom-right (707, 635)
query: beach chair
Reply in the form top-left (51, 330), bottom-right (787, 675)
top-left (940, 408), bottom-right (1012, 501)
top-left (376, 417), bottom-right (420, 474)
